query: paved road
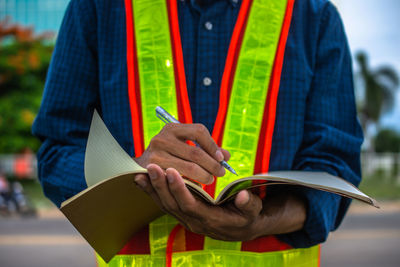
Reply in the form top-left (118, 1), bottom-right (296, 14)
top-left (0, 205), bottom-right (399, 267)
top-left (321, 211), bottom-right (400, 267)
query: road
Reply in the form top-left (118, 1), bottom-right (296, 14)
top-left (0, 203), bottom-right (399, 267)
top-left (321, 209), bottom-right (400, 267)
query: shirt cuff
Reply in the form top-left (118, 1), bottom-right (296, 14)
top-left (277, 186), bottom-right (342, 247)
top-left (276, 164), bottom-right (351, 247)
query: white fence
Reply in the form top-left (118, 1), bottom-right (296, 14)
top-left (361, 152), bottom-right (400, 177)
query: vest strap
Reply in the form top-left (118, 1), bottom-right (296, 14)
top-left (214, 0), bottom-right (289, 198)
top-left (133, 0), bottom-right (179, 148)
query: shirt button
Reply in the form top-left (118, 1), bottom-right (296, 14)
top-left (203, 77), bottom-right (212, 86)
top-left (204, 21), bottom-right (213, 31)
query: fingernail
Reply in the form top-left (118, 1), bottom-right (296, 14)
top-left (243, 191), bottom-right (250, 204)
top-left (239, 190), bottom-right (249, 206)
top-left (216, 150), bottom-right (224, 162)
top-left (148, 168), bottom-right (157, 180)
top-left (167, 172), bottom-right (175, 184)
top-left (135, 178), bottom-right (147, 188)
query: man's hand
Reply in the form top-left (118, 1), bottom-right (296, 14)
top-left (134, 123), bottom-right (230, 184)
top-left (134, 164), bottom-right (307, 241)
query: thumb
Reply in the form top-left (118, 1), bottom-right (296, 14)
top-left (234, 190), bottom-right (262, 217)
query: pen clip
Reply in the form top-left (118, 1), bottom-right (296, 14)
top-left (156, 113), bottom-right (170, 124)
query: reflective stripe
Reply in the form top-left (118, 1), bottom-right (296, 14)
top-left (203, 0), bottom-right (289, 252)
top-left (255, 0), bottom-right (296, 174)
top-left (205, 0), bottom-right (253, 198)
top-left (133, 0), bottom-right (179, 148)
top-left (213, 0), bottom-right (289, 198)
top-left (132, 0), bottom-right (187, 258)
top-left (98, 245), bottom-right (320, 267)
top-left (204, 237), bottom-right (242, 251)
top-left (149, 215), bottom-right (178, 256)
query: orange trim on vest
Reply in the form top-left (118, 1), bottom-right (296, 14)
top-left (242, 235), bottom-right (291, 252)
top-left (166, 224), bottom-right (184, 267)
top-left (211, 0), bottom-right (252, 146)
top-left (166, 0), bottom-right (193, 124)
top-left (318, 244), bottom-right (321, 267)
top-left (205, 0), bottom-right (253, 198)
top-left (252, 0), bottom-right (295, 202)
top-left (255, 0), bottom-right (295, 175)
top-left (120, 0), bottom-right (149, 255)
top-left (241, 0), bottom-right (295, 251)
top-left (118, 225), bottom-right (150, 254)
top-left (125, 0), bottom-right (144, 156)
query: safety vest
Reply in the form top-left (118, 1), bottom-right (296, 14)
top-left (97, 0), bottom-right (320, 266)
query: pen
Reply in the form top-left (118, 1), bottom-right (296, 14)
top-left (155, 106), bottom-right (238, 176)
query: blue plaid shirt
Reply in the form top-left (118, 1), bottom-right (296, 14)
top-left (32, 0), bottom-right (363, 248)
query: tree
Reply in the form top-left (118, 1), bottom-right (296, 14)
top-left (375, 128), bottom-right (400, 153)
top-left (375, 128), bottom-right (400, 178)
top-left (0, 19), bottom-right (54, 153)
top-left (356, 51), bottom-right (399, 131)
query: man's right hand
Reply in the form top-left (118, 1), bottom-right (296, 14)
top-left (134, 123), bottom-right (230, 184)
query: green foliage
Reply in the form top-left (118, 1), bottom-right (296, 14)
top-left (356, 51), bottom-right (399, 131)
top-left (0, 21), bottom-right (54, 153)
top-left (375, 128), bottom-right (400, 153)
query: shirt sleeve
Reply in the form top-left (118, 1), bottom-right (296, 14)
top-left (32, 0), bottom-right (99, 207)
top-left (278, 2), bottom-right (364, 247)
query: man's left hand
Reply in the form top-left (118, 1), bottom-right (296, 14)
top-left (134, 164), bottom-right (306, 241)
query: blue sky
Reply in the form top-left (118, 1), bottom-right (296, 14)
top-left (332, 0), bottom-right (400, 131)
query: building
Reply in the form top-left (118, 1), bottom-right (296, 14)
top-left (0, 0), bottom-right (69, 34)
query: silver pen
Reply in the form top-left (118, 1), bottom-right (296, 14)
top-left (156, 106), bottom-right (238, 176)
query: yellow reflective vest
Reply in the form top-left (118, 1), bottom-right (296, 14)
top-left (97, 0), bottom-right (319, 266)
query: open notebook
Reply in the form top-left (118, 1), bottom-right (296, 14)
top-left (60, 110), bottom-right (378, 262)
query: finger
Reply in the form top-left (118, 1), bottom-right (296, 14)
top-left (159, 124), bottom-right (225, 177)
top-left (170, 123), bottom-right (222, 162)
top-left (165, 168), bottom-right (206, 217)
top-left (166, 168), bottom-right (249, 231)
top-left (155, 124), bottom-right (225, 177)
top-left (165, 169), bottom-right (232, 235)
top-left (134, 174), bottom-right (148, 189)
top-left (234, 190), bottom-right (262, 218)
top-left (169, 144), bottom-right (225, 177)
top-left (220, 148), bottom-right (231, 161)
top-left (155, 153), bottom-right (214, 184)
top-left (147, 164), bottom-right (180, 213)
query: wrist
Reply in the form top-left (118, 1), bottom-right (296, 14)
top-left (253, 192), bottom-right (307, 238)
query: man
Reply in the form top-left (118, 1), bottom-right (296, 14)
top-left (33, 0), bottom-right (363, 266)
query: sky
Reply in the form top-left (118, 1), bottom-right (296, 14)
top-left (332, 0), bottom-right (400, 131)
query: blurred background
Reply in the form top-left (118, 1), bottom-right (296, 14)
top-left (0, 0), bottom-right (399, 266)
